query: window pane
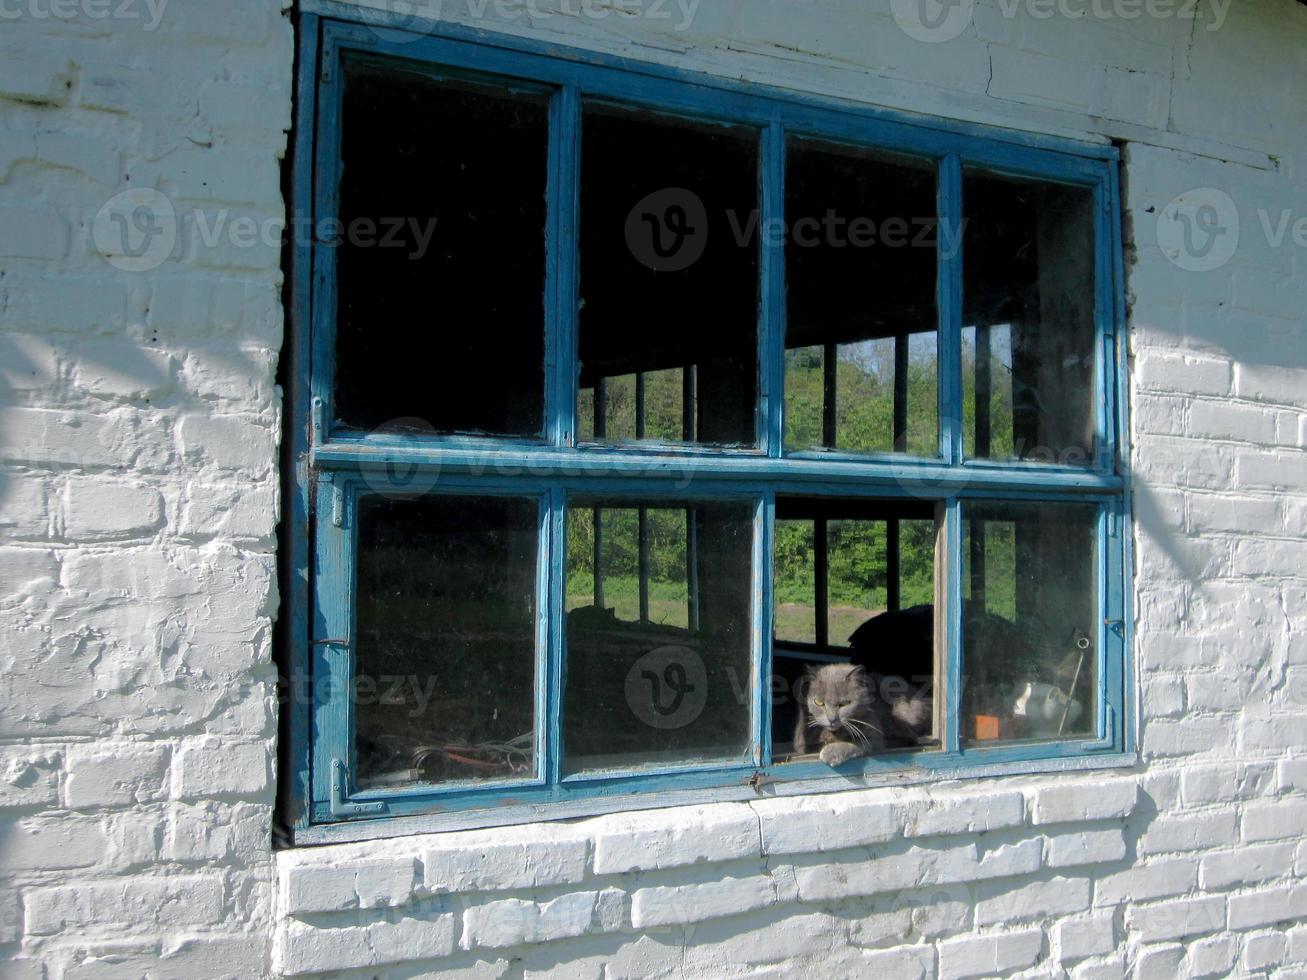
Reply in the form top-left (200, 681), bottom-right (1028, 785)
top-left (564, 499), bottom-right (755, 773)
top-left (785, 140), bottom-right (939, 457)
top-left (578, 104), bottom-right (760, 447)
top-left (771, 498), bottom-right (939, 760)
top-left (354, 495), bottom-right (539, 789)
top-left (963, 172), bottom-right (1097, 465)
top-left (962, 500), bottom-right (1099, 745)
top-left (334, 61), bottom-right (549, 437)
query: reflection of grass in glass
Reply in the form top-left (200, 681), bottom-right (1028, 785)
top-left (774, 602), bottom-right (815, 644)
top-left (566, 574), bottom-right (689, 629)
top-left (829, 604), bottom-right (879, 646)
top-left (776, 603), bottom-right (884, 647)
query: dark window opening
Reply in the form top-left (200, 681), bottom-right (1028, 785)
top-left (578, 104), bottom-right (761, 447)
top-left (785, 140), bottom-right (939, 457)
top-left (771, 497), bottom-right (940, 759)
top-left (334, 61), bottom-right (550, 438)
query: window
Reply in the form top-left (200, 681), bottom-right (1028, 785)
top-left (286, 14), bottom-right (1130, 837)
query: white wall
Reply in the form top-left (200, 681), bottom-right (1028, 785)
top-left (0, 0), bottom-right (291, 975)
top-left (2, 0), bottom-right (1306, 977)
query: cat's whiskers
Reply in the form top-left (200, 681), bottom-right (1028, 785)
top-left (844, 716), bottom-right (883, 737)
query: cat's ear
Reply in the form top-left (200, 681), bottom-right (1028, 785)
top-left (803, 663), bottom-right (820, 678)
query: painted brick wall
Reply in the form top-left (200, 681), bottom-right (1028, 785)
top-left (0, 0), bottom-right (292, 976)
top-left (3, 0), bottom-right (1306, 977)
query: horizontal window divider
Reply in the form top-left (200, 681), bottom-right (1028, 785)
top-left (557, 757), bottom-right (757, 786)
top-left (298, 748), bottom-right (1139, 843)
top-left (311, 5), bottom-right (1120, 174)
top-left (351, 774), bottom-right (548, 804)
top-left (312, 444), bottom-right (1125, 496)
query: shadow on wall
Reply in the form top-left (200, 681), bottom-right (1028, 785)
top-left (0, 329), bottom-right (275, 540)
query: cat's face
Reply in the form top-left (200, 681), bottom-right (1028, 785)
top-left (805, 664), bottom-right (871, 731)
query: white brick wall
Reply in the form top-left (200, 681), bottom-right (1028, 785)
top-left (4, 0), bottom-right (1307, 976)
top-left (0, 0), bottom-right (289, 975)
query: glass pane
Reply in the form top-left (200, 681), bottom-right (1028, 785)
top-left (785, 139), bottom-right (939, 457)
top-left (963, 172), bottom-right (1097, 465)
top-left (334, 61), bottom-right (549, 438)
top-left (962, 500), bottom-right (1099, 745)
top-left (564, 499), bottom-right (755, 773)
top-left (354, 495), bottom-right (539, 789)
top-left (578, 104), bottom-right (760, 447)
top-left (771, 498), bottom-right (939, 761)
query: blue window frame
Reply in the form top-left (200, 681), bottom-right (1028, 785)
top-left (284, 5), bottom-right (1133, 842)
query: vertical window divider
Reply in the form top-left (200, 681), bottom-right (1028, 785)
top-left (1108, 161), bottom-right (1134, 754)
top-left (755, 492), bottom-right (776, 767)
top-left (545, 487), bottom-right (567, 785)
top-left (1095, 503), bottom-right (1112, 744)
top-left (886, 518), bottom-right (901, 613)
top-left (937, 154), bottom-right (964, 466)
top-left (546, 84), bottom-right (582, 447)
top-left (309, 42), bottom-right (345, 449)
top-left (760, 116), bottom-right (786, 458)
top-left (814, 517), bottom-right (829, 649)
top-left (941, 497), bottom-right (964, 755)
top-left (821, 343), bottom-right (838, 449)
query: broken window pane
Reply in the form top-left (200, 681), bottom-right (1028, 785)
top-left (578, 104), bottom-right (760, 447)
top-left (771, 498), bottom-right (939, 759)
top-left (334, 61), bottom-right (549, 438)
top-left (564, 499), bottom-right (755, 773)
top-left (964, 173), bottom-right (1097, 465)
top-left (962, 500), bottom-right (1099, 745)
top-left (354, 494), bottom-right (539, 789)
top-left (785, 140), bottom-right (939, 457)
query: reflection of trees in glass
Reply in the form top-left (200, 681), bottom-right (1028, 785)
top-left (784, 339), bottom-right (938, 456)
top-left (579, 368), bottom-right (689, 443)
top-left (774, 517), bottom-right (936, 646)
top-left (566, 506), bottom-right (690, 627)
top-left (784, 331), bottom-right (1017, 461)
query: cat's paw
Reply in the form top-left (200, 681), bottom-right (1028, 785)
top-left (819, 742), bottom-right (863, 767)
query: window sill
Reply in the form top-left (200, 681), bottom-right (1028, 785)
top-left (292, 749), bottom-right (1138, 846)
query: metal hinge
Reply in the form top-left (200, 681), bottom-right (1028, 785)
top-left (330, 759), bottom-right (386, 819)
top-left (312, 396), bottom-right (327, 442)
top-left (316, 471), bottom-right (348, 528)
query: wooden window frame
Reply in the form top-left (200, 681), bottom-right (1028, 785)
top-left (282, 4), bottom-right (1134, 844)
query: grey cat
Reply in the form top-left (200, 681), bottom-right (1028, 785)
top-left (794, 663), bottom-right (930, 767)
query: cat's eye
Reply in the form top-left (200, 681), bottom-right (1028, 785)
top-left (813, 699), bottom-right (824, 707)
